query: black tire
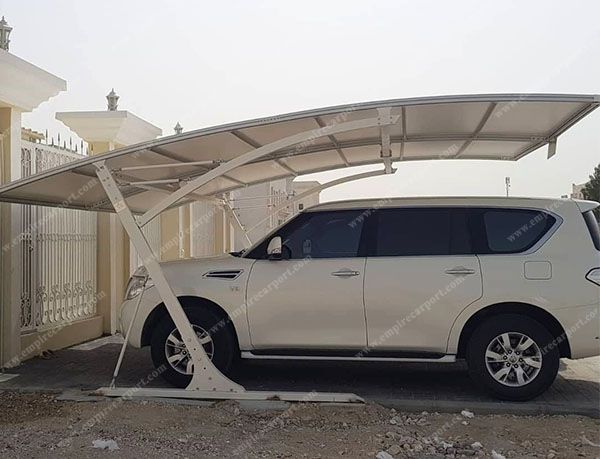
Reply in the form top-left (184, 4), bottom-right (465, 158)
top-left (150, 306), bottom-right (237, 388)
top-left (466, 313), bottom-right (560, 401)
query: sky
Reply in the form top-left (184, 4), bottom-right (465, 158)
top-left (1, 0), bottom-right (599, 201)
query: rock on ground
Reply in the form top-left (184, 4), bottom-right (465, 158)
top-left (0, 391), bottom-right (599, 458)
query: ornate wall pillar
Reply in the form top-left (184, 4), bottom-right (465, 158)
top-left (57, 99), bottom-right (161, 335)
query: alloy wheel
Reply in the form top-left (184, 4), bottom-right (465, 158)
top-left (484, 332), bottom-right (543, 387)
top-left (164, 324), bottom-right (214, 375)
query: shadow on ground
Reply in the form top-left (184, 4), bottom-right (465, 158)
top-left (2, 343), bottom-right (598, 415)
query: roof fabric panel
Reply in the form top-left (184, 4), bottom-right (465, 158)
top-left (0, 94), bottom-right (596, 214)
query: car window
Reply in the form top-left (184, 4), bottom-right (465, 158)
top-left (480, 208), bottom-right (557, 254)
top-left (245, 210), bottom-right (368, 259)
top-left (373, 208), bottom-right (454, 256)
top-left (280, 210), bottom-right (366, 259)
top-left (582, 210), bottom-right (600, 251)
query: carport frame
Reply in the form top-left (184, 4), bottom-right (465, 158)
top-left (95, 109), bottom-right (399, 402)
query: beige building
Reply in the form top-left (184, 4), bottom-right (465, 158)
top-left (570, 182), bottom-right (587, 200)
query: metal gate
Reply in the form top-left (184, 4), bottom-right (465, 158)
top-left (19, 141), bottom-right (97, 332)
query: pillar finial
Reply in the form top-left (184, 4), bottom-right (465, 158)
top-left (174, 122), bottom-right (183, 135)
top-left (0, 16), bottom-right (12, 51)
top-left (106, 88), bottom-right (119, 111)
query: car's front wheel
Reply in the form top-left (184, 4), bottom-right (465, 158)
top-left (150, 306), bottom-right (237, 388)
top-left (467, 314), bottom-right (560, 401)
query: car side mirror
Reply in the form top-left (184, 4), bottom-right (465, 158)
top-left (267, 236), bottom-right (282, 260)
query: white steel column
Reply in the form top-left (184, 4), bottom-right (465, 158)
top-left (95, 161), bottom-right (243, 393)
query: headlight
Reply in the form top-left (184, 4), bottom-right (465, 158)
top-left (125, 273), bottom-right (153, 300)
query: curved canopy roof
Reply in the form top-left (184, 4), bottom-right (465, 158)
top-left (0, 93), bottom-right (597, 214)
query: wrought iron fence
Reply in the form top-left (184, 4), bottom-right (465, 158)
top-left (19, 141), bottom-right (97, 332)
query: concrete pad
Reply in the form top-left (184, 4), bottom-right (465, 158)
top-left (69, 334), bottom-right (124, 351)
top-left (0, 373), bottom-right (18, 383)
top-left (56, 389), bottom-right (105, 402)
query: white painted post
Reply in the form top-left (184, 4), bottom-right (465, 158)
top-left (94, 162), bottom-right (244, 393)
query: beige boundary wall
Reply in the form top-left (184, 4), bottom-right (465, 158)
top-left (19, 316), bottom-right (103, 362)
top-left (0, 48), bottom-right (67, 368)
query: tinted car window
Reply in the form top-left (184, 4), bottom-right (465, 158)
top-left (583, 211), bottom-right (600, 251)
top-left (246, 210), bottom-right (367, 259)
top-left (372, 208), bottom-right (471, 256)
top-left (480, 208), bottom-right (557, 254)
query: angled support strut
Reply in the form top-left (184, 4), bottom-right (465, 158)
top-left (93, 162), bottom-right (362, 402)
top-left (95, 161), bottom-right (243, 393)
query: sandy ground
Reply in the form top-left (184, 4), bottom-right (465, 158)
top-left (0, 391), bottom-right (599, 458)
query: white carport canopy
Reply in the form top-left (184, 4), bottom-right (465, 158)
top-left (0, 94), bottom-right (598, 217)
top-left (0, 93), bottom-right (597, 402)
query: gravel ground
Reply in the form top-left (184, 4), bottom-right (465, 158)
top-left (0, 390), bottom-right (599, 458)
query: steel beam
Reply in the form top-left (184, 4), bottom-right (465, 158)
top-left (138, 114), bottom-right (400, 227)
top-left (453, 102), bottom-right (497, 158)
top-left (399, 106), bottom-right (407, 159)
top-left (314, 116), bottom-right (351, 166)
top-left (378, 108), bottom-right (393, 173)
top-left (127, 179), bottom-right (180, 186)
top-left (275, 159), bottom-right (298, 176)
top-left (117, 160), bottom-right (218, 172)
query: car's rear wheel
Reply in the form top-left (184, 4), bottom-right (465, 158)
top-left (150, 306), bottom-right (237, 388)
top-left (466, 314), bottom-right (560, 401)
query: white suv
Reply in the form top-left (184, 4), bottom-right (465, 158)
top-left (120, 197), bottom-right (600, 401)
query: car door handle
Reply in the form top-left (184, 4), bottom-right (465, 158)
top-left (445, 267), bottom-right (476, 275)
top-left (331, 269), bottom-right (360, 278)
